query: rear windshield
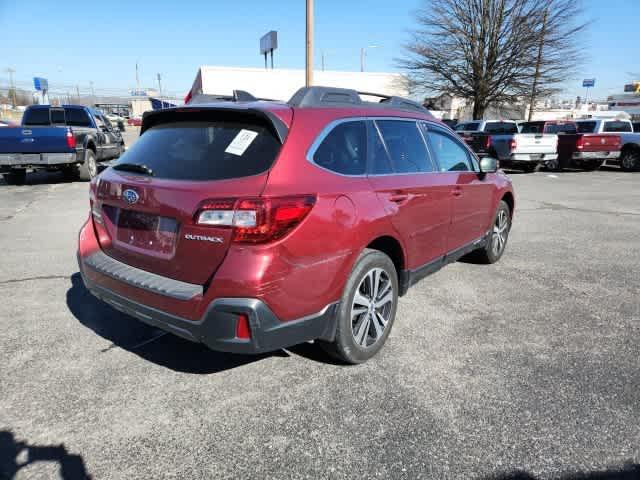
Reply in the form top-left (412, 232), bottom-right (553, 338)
top-left (542, 123), bottom-right (577, 134)
top-left (113, 121), bottom-right (281, 181)
top-left (455, 122), bottom-right (480, 131)
top-left (22, 108), bottom-right (50, 126)
top-left (576, 122), bottom-right (596, 133)
top-left (519, 122), bottom-right (545, 134)
top-left (603, 121), bottom-right (632, 133)
top-left (484, 122), bottom-right (518, 134)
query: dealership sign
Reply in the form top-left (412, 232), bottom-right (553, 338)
top-left (582, 78), bottom-right (595, 88)
top-left (33, 77), bottom-right (48, 91)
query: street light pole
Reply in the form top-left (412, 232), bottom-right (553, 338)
top-left (360, 45), bottom-right (379, 72)
top-left (305, 0), bottom-right (313, 87)
top-left (7, 67), bottom-right (16, 107)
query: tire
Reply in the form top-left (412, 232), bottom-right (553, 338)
top-left (78, 149), bottom-right (97, 181)
top-left (3, 169), bottom-right (27, 185)
top-left (545, 157), bottom-right (562, 171)
top-left (469, 200), bottom-right (512, 264)
top-left (621, 150), bottom-right (640, 172)
top-left (319, 249), bottom-right (399, 364)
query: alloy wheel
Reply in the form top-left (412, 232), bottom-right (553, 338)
top-left (351, 268), bottom-right (394, 348)
top-left (622, 153), bottom-right (636, 170)
top-left (492, 209), bottom-right (509, 256)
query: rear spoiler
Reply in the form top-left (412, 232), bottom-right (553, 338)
top-left (140, 104), bottom-right (289, 144)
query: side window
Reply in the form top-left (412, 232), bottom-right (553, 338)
top-left (376, 120), bottom-right (433, 173)
top-left (427, 130), bottom-right (472, 172)
top-left (101, 115), bottom-right (114, 129)
top-left (94, 114), bottom-right (105, 129)
top-left (312, 121), bottom-right (366, 175)
top-left (368, 122), bottom-right (393, 174)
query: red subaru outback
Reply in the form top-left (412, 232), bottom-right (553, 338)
top-left (77, 87), bottom-right (514, 364)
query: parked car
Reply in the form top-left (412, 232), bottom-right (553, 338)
top-left (127, 116), bottom-right (142, 126)
top-left (550, 120), bottom-right (621, 171)
top-left (105, 113), bottom-right (126, 132)
top-left (77, 86), bottom-right (515, 364)
top-left (0, 105), bottom-right (125, 184)
top-left (440, 118), bottom-right (458, 129)
top-left (456, 120), bottom-right (556, 172)
top-left (574, 119), bottom-right (640, 172)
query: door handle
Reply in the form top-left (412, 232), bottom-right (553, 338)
top-left (389, 193), bottom-right (409, 204)
top-left (452, 187), bottom-right (463, 197)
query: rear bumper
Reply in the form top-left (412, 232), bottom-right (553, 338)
top-left (572, 151), bottom-right (620, 161)
top-left (77, 251), bottom-right (339, 354)
top-left (0, 151), bottom-right (81, 168)
top-left (508, 153), bottom-right (557, 162)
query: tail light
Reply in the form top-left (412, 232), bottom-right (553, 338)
top-left (195, 195), bottom-right (316, 244)
top-left (485, 136), bottom-right (492, 149)
top-left (509, 138), bottom-right (517, 151)
top-left (184, 89), bottom-right (193, 104)
top-left (66, 130), bottom-right (76, 149)
top-left (235, 314), bottom-right (251, 340)
top-left (576, 136), bottom-right (584, 150)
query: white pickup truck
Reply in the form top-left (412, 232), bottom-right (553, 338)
top-left (454, 120), bottom-right (558, 172)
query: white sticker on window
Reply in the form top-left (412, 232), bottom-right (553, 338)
top-left (225, 129), bottom-right (259, 156)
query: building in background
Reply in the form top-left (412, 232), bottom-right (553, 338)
top-left (188, 66), bottom-right (410, 102)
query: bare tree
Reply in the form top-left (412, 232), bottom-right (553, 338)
top-left (400, 0), bottom-right (587, 119)
top-left (526, 0), bottom-right (588, 120)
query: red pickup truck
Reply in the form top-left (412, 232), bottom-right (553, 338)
top-left (529, 120), bottom-right (621, 171)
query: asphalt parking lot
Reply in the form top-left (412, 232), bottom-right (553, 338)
top-left (0, 152), bottom-right (638, 477)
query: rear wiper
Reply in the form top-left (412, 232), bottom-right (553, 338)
top-left (112, 163), bottom-right (154, 176)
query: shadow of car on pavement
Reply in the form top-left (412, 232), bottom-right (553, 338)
top-left (65, 273), bottom-right (288, 374)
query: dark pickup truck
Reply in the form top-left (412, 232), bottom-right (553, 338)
top-left (0, 105), bottom-right (124, 184)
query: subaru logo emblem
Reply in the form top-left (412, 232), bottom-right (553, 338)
top-left (122, 189), bottom-right (139, 205)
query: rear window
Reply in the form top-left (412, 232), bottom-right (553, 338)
top-left (455, 122), bottom-right (479, 131)
top-left (50, 109), bottom-right (66, 125)
top-left (114, 121), bottom-right (281, 181)
top-left (576, 122), bottom-right (596, 133)
top-left (22, 108), bottom-right (50, 126)
top-left (65, 108), bottom-right (92, 127)
top-left (603, 121), bottom-right (632, 133)
top-left (519, 122), bottom-right (545, 134)
top-left (545, 123), bottom-right (577, 134)
top-left (484, 122), bottom-right (518, 134)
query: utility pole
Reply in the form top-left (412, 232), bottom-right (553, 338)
top-left (76, 85), bottom-right (80, 101)
top-left (157, 73), bottom-right (163, 108)
top-left (527, 8), bottom-right (548, 121)
top-left (360, 48), bottom-right (365, 72)
top-left (89, 81), bottom-right (95, 97)
top-left (7, 67), bottom-right (16, 107)
top-left (135, 61), bottom-right (140, 94)
top-left (305, 0), bottom-right (313, 87)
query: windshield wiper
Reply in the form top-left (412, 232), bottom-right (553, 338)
top-left (112, 163), bottom-right (154, 176)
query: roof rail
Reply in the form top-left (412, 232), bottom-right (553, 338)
top-left (287, 86), bottom-right (430, 115)
top-left (187, 90), bottom-right (275, 105)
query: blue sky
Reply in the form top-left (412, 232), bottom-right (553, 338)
top-left (0, 0), bottom-right (637, 100)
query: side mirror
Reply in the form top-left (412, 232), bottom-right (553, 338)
top-left (100, 125), bottom-right (110, 132)
top-left (479, 156), bottom-right (498, 173)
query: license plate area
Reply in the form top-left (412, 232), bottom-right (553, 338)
top-left (103, 205), bottom-right (178, 258)
top-left (529, 154), bottom-right (543, 160)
